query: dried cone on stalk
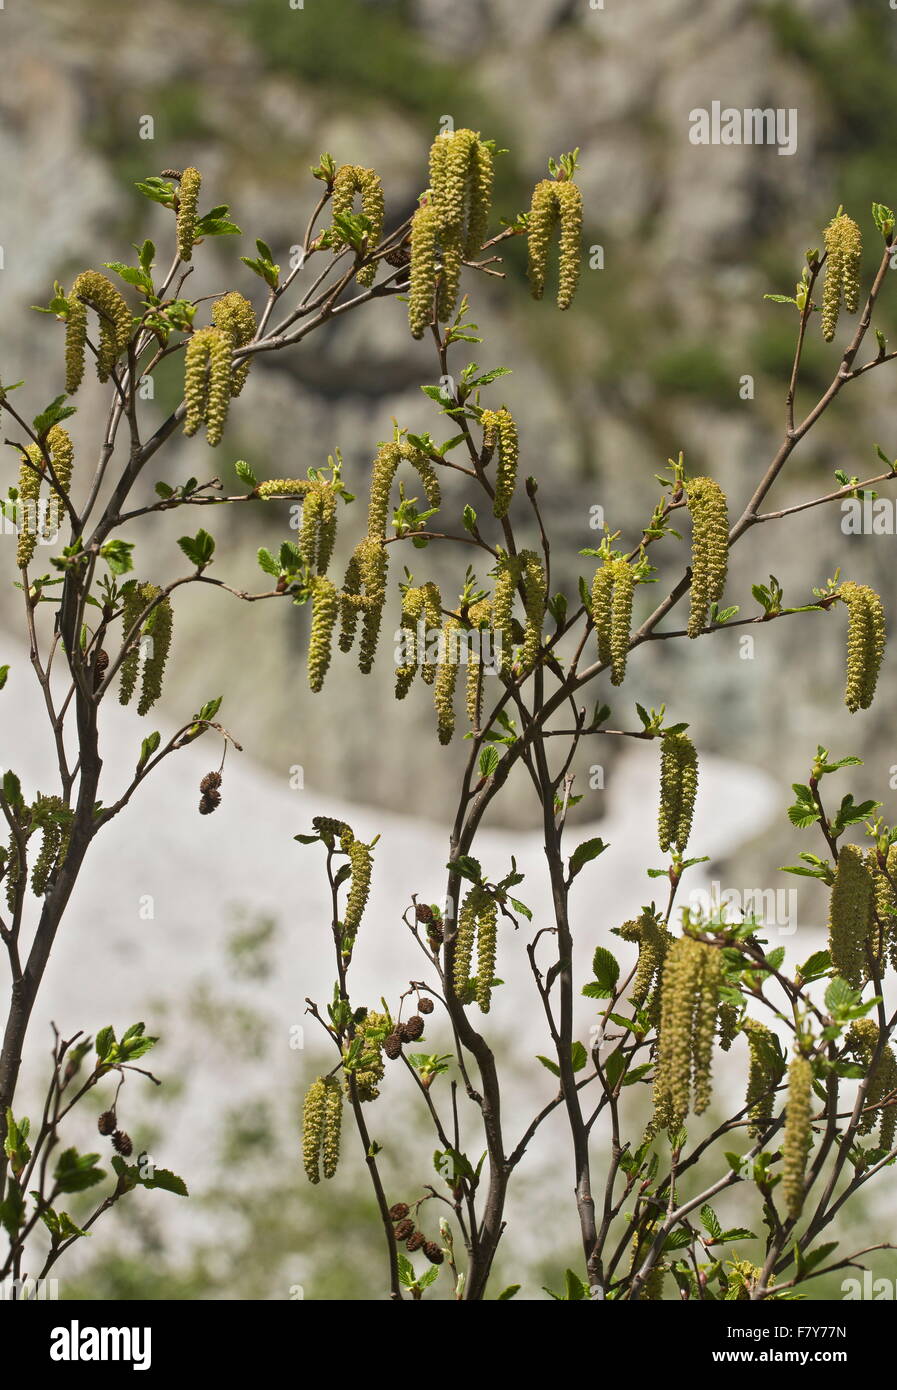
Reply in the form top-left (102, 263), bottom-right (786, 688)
top-left (199, 770), bottom-right (222, 815)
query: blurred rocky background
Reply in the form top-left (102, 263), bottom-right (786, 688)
top-left (2, 0), bottom-right (897, 1297)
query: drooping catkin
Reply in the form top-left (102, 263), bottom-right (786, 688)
top-left (299, 482), bottom-right (339, 575)
top-left (30, 794), bottom-right (73, 896)
top-left (395, 586), bottom-right (426, 698)
top-left (367, 440), bottom-right (441, 540)
top-left (211, 290), bottom-right (256, 397)
top-left (828, 843), bottom-right (874, 989)
top-left (302, 1077), bottom-right (327, 1184)
top-left (517, 550), bottom-right (546, 675)
top-left (453, 887), bottom-right (481, 996)
top-left (408, 202), bottom-right (441, 339)
top-left (42, 425), bottom-right (74, 537)
top-left (357, 540), bottom-right (388, 674)
top-left (840, 581), bottom-right (886, 713)
top-left (16, 448), bottom-right (42, 569)
top-left (782, 1055), bottom-right (813, 1221)
top-left (465, 598), bottom-right (492, 730)
top-left (617, 911), bottom-right (673, 1021)
top-left (65, 271), bottom-right (132, 390)
top-left (821, 213), bottom-right (862, 342)
top-left (330, 165), bottom-right (385, 287)
top-left (434, 617), bottom-right (461, 744)
top-left (321, 1076), bottom-right (342, 1179)
top-left (652, 936), bottom-right (723, 1130)
top-left (257, 479), bottom-right (313, 499)
top-left (742, 1018), bottom-right (783, 1137)
top-left (527, 178), bottom-right (583, 310)
top-left (591, 558), bottom-right (635, 686)
top-left (425, 128), bottom-right (494, 322)
top-left (870, 844), bottom-right (897, 973)
top-left (307, 575), bottom-right (339, 692)
top-left (657, 731), bottom-right (698, 855)
top-left (491, 553), bottom-right (517, 677)
top-left (480, 407), bottom-right (519, 518)
top-left (137, 588), bottom-right (173, 716)
top-left (848, 1019), bottom-right (897, 1147)
top-left (183, 326), bottom-right (232, 446)
top-left (118, 584), bottom-right (146, 706)
top-left (685, 476), bottom-right (728, 638)
top-left (176, 167), bottom-right (202, 263)
top-left (341, 824), bottom-right (373, 938)
top-left (475, 892), bottom-right (499, 1013)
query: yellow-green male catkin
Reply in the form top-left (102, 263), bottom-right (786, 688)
top-left (870, 843), bottom-right (897, 973)
top-left (840, 581), bottom-right (885, 713)
top-left (298, 482), bottom-right (339, 576)
top-left (491, 553), bottom-right (517, 676)
top-left (30, 794), bottom-right (73, 896)
top-left (434, 617), bottom-right (461, 744)
top-left (357, 539), bottom-right (388, 674)
top-left (418, 582), bottom-right (443, 684)
top-left (321, 1076), bottom-right (342, 1179)
top-left (475, 892), bottom-right (499, 1013)
top-left (42, 425), bottom-right (75, 537)
top-left (302, 1077), bottom-right (327, 1184)
top-left (453, 886), bottom-right (482, 996)
top-left (782, 1054), bottom-right (813, 1221)
top-left (211, 290), bottom-right (256, 397)
top-left (848, 1018), bottom-right (897, 1147)
top-left (685, 476), bottom-right (729, 638)
top-left (428, 128), bottom-right (494, 258)
top-left (527, 178), bottom-right (583, 310)
top-left (592, 558), bottom-right (635, 686)
top-left (65, 271), bottom-right (132, 390)
top-left (408, 202), bottom-right (441, 339)
top-left (396, 586), bottom-right (426, 698)
top-left (367, 440), bottom-right (441, 541)
top-left (652, 936), bottom-right (723, 1130)
top-left (16, 448), bottom-right (42, 569)
top-left (257, 478), bottom-right (313, 499)
top-left (828, 843), bottom-right (874, 990)
top-left (465, 598), bottom-right (492, 730)
top-left (307, 575), bottom-right (339, 693)
top-left (618, 912), bottom-right (674, 1021)
top-left (481, 407), bottom-right (518, 518)
top-left (657, 731), bottom-right (698, 855)
top-left (742, 1018), bottom-right (783, 1136)
top-left (821, 213), bottom-right (862, 342)
top-left (183, 326), bottom-right (232, 446)
top-left (118, 584), bottom-right (146, 706)
top-left (341, 824), bottom-right (373, 938)
top-left (137, 588), bottom-right (173, 716)
top-left (330, 165), bottom-right (385, 287)
top-left (519, 550), bottom-right (546, 674)
top-left (176, 167), bottom-right (202, 263)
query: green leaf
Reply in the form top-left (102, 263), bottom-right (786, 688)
top-left (479, 747), bottom-right (499, 778)
top-left (33, 396), bottom-right (77, 438)
top-left (449, 855), bottom-right (482, 884)
top-left (536, 1055), bottom-right (560, 1078)
top-left (497, 1284), bottom-right (521, 1300)
top-left (235, 459), bottom-right (258, 488)
top-left (568, 837), bottom-right (607, 880)
top-left (570, 1041), bottom-right (588, 1073)
top-left (604, 1047), bottom-right (626, 1090)
top-left (99, 539), bottom-right (135, 576)
top-left (137, 731), bottom-right (161, 772)
top-left (257, 547), bottom-right (280, 577)
top-left (2, 770), bottom-right (22, 810)
top-left (587, 946), bottom-right (620, 999)
top-left (94, 1025), bottom-right (115, 1061)
top-left (178, 529), bottom-right (215, 568)
top-left (0, 667), bottom-right (9, 691)
top-left (53, 1148), bottom-right (105, 1194)
top-left (825, 976), bottom-right (857, 1015)
top-left (700, 1204), bottom-right (722, 1240)
top-left (104, 261), bottom-right (153, 295)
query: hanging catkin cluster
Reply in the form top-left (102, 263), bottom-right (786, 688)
top-left (41, 425), bottom-right (74, 537)
top-left (298, 481), bottom-right (339, 575)
top-left (869, 844), bottom-right (897, 973)
top-left (657, 731), bottom-right (698, 855)
top-left (64, 271), bottom-right (132, 392)
top-left (17, 426), bottom-right (75, 565)
top-left (453, 885), bottom-right (499, 1012)
top-left (408, 129), bottom-right (494, 336)
top-left (302, 1076), bottom-right (342, 1183)
top-left (346, 1010), bottom-right (390, 1101)
top-left (434, 617), bottom-right (462, 745)
top-left (340, 824), bottom-right (373, 943)
top-left (184, 326), bottom-right (232, 446)
top-left (28, 794), bottom-right (73, 896)
top-left (741, 1017), bottom-right (783, 1137)
top-left (526, 177), bottom-right (583, 310)
top-left (118, 584), bottom-right (173, 715)
top-left (652, 936), bottom-right (725, 1130)
top-left (685, 477), bottom-right (728, 638)
top-left (16, 449), bottom-right (42, 569)
top-left (617, 911), bottom-right (673, 1022)
top-left (782, 1054), bottom-right (813, 1221)
top-left (480, 408), bottom-right (518, 518)
top-left (592, 558), bottom-right (635, 686)
top-left (211, 290), bottom-right (256, 397)
top-left (839, 581), bottom-right (885, 713)
top-left (330, 165), bottom-right (385, 287)
top-left (847, 1019), bottom-right (897, 1149)
top-left (821, 212), bottom-right (862, 342)
top-left (367, 440), bottom-right (441, 539)
top-left (828, 844), bottom-right (875, 990)
top-left (465, 598), bottom-right (493, 731)
top-left (176, 167), bottom-right (202, 263)
top-left (491, 550), bottom-right (546, 677)
top-left (307, 576), bottom-right (339, 692)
